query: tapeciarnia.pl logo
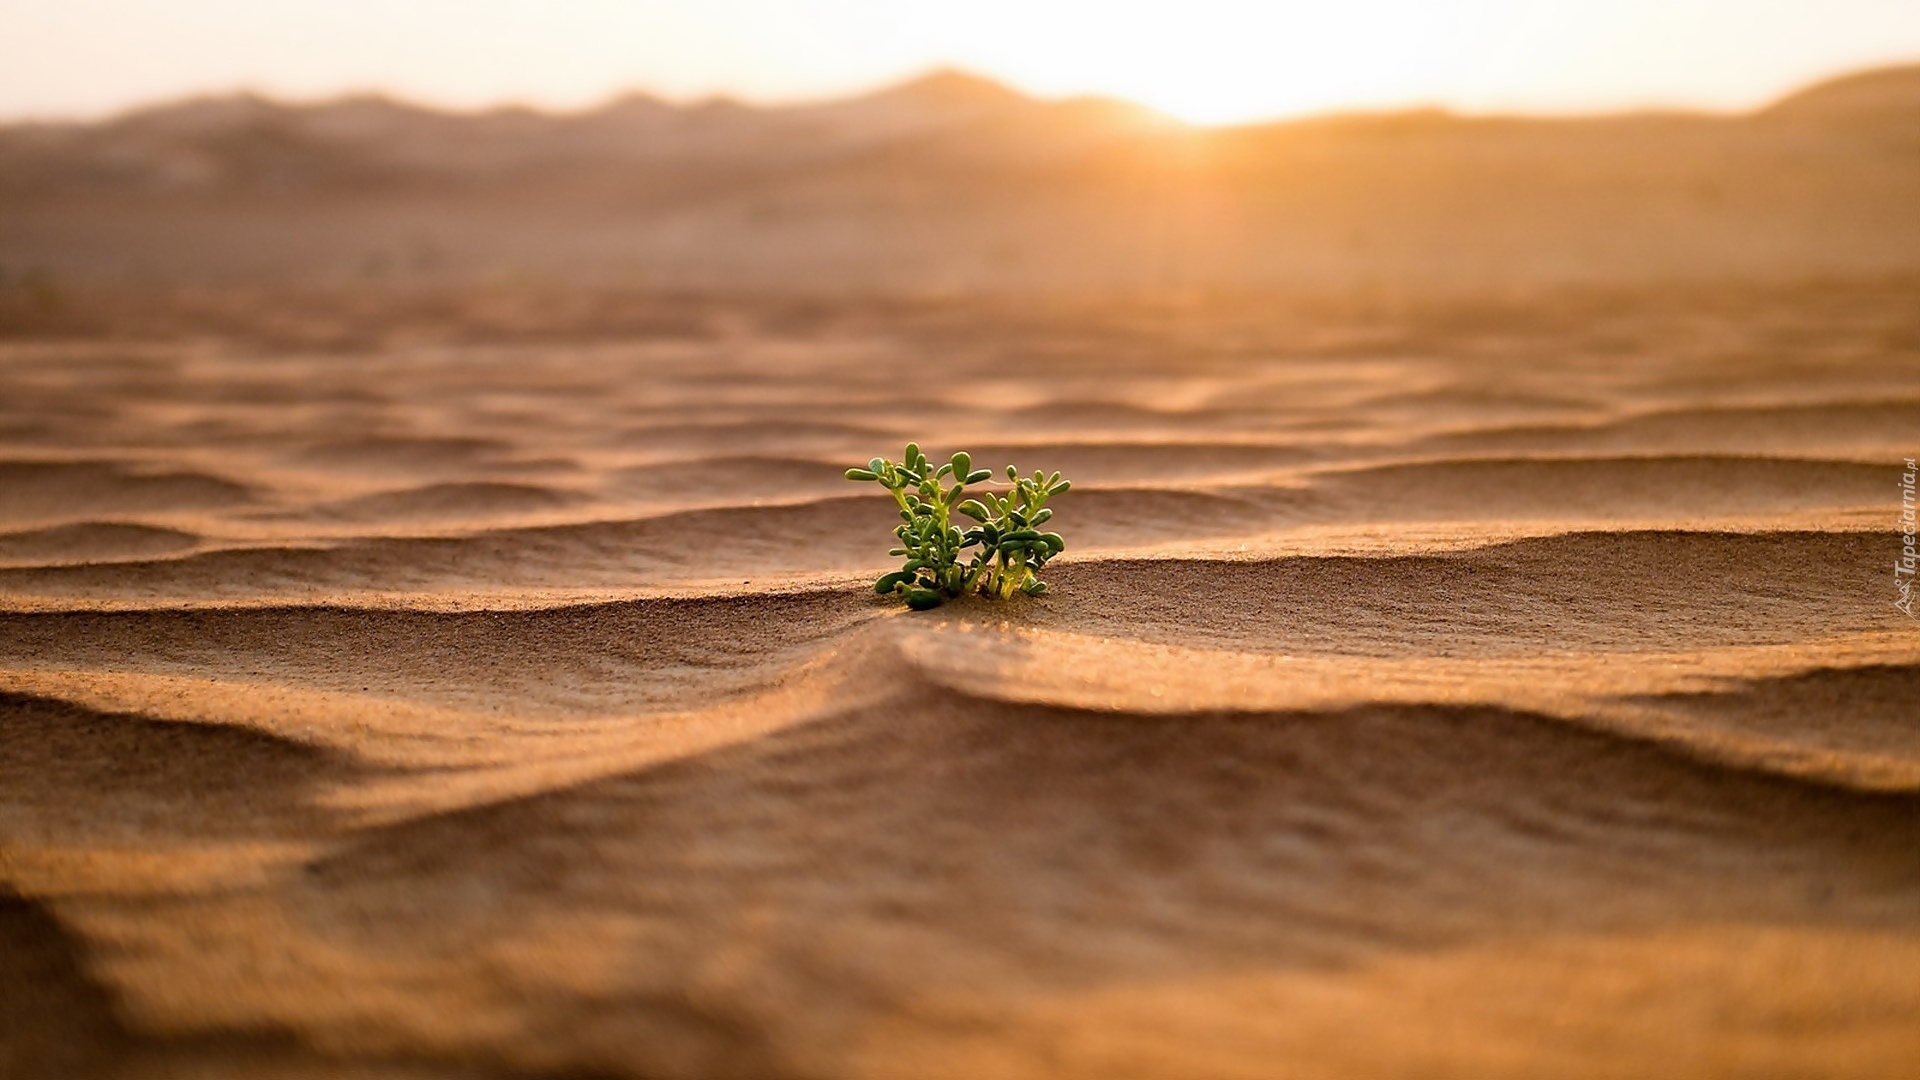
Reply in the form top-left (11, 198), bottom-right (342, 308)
top-left (1898, 457), bottom-right (1917, 618)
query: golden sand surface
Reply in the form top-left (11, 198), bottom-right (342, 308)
top-left (1, 282), bottom-right (1918, 1078)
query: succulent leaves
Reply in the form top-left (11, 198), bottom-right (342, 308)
top-left (846, 444), bottom-right (1071, 609)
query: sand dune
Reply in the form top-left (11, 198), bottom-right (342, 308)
top-left (5, 67), bottom-right (1920, 291)
top-left (0, 276), bottom-right (1916, 1078)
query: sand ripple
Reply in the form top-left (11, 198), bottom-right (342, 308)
top-left (2, 285), bottom-right (1917, 1077)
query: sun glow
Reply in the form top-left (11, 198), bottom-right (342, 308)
top-left (928, 2), bottom-right (1503, 124)
top-left (3, 0), bottom-right (1918, 123)
top-left (831, 0), bottom-right (1920, 124)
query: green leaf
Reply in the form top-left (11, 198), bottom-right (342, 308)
top-left (856, 448), bottom-right (1069, 606)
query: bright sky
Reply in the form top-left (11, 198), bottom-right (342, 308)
top-left (4, 0), bottom-right (1919, 124)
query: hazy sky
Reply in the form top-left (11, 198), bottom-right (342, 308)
top-left (4, 0), bottom-right (1919, 124)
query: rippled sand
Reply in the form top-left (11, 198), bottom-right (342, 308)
top-left (3, 283), bottom-right (1918, 1078)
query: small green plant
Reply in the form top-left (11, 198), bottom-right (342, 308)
top-left (846, 443), bottom-right (1071, 609)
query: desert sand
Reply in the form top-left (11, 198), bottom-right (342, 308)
top-left (3, 68), bottom-right (1920, 1080)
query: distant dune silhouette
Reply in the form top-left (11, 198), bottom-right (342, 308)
top-left (3, 65), bottom-right (1917, 289)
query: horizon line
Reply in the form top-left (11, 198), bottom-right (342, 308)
top-left (3, 57), bottom-right (1916, 131)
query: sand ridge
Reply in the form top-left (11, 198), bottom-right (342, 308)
top-left (1, 282), bottom-right (1917, 1078)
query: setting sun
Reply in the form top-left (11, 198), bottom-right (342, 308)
top-left (898, 0), bottom-right (1920, 122)
top-left (943, 2), bottom-right (1491, 123)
